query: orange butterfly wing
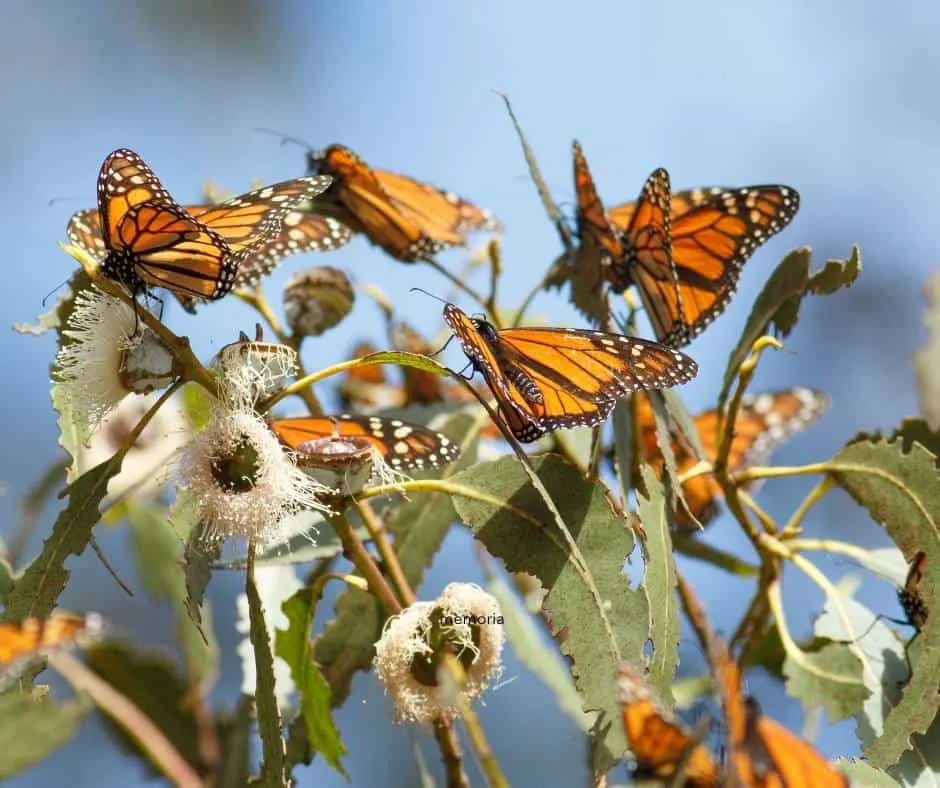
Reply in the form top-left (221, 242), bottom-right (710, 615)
top-left (615, 663), bottom-right (720, 787)
top-left (71, 169), bottom-right (339, 303)
top-left (637, 388), bottom-right (827, 529)
top-left (94, 148), bottom-right (236, 299)
top-left (271, 414), bottom-right (459, 471)
top-left (308, 145), bottom-right (442, 261)
top-left (710, 638), bottom-right (848, 788)
top-left (375, 169), bottom-right (499, 241)
top-left (572, 141), bottom-right (626, 264)
top-left (609, 185), bottom-right (799, 345)
top-left (0, 612), bottom-right (97, 664)
top-left (443, 304), bottom-right (698, 442)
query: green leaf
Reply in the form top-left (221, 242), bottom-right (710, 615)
top-left (449, 454), bottom-right (647, 774)
top-left (85, 642), bottom-right (208, 776)
top-left (496, 92), bottom-right (572, 252)
top-left (181, 381), bottom-right (214, 431)
top-left (782, 640), bottom-right (867, 723)
top-left (482, 563), bottom-right (594, 730)
top-left (0, 558), bottom-right (13, 605)
top-left (312, 410), bottom-right (481, 706)
top-left (807, 244), bottom-right (861, 295)
top-left (835, 759), bottom-right (901, 786)
top-left (828, 431), bottom-right (940, 767)
top-left (647, 392), bottom-right (686, 515)
top-left (914, 270), bottom-right (940, 429)
top-left (0, 693), bottom-right (89, 779)
top-left (636, 466), bottom-right (678, 704)
top-left (2, 457), bottom-right (123, 622)
top-left (719, 246), bottom-right (861, 411)
top-left (245, 554), bottom-right (287, 786)
top-left (275, 589), bottom-right (347, 777)
top-left (719, 248), bottom-right (811, 407)
top-left (127, 504), bottom-right (218, 688)
top-left (612, 398), bottom-right (634, 512)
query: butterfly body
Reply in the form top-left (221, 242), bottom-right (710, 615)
top-left (79, 148), bottom-right (333, 302)
top-left (442, 303), bottom-right (698, 442)
top-left (899, 550), bottom-right (928, 631)
top-left (307, 144), bottom-right (498, 262)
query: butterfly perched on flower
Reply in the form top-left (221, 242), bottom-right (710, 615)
top-left (565, 142), bottom-right (799, 346)
top-left (442, 303), bottom-right (698, 442)
top-left (270, 414), bottom-right (459, 471)
top-left (635, 387), bottom-right (828, 529)
top-left (306, 144), bottom-right (499, 262)
top-left (0, 612), bottom-right (103, 666)
top-left (615, 663), bottom-right (720, 787)
top-left (69, 148), bottom-right (333, 303)
top-left (709, 637), bottom-right (848, 788)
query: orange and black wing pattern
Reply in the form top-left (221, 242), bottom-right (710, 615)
top-left (609, 185), bottom-right (799, 346)
top-left (636, 388), bottom-right (828, 529)
top-left (270, 414), bottom-right (459, 471)
top-left (68, 203), bottom-right (350, 294)
top-left (83, 148), bottom-right (332, 300)
top-left (443, 303), bottom-right (697, 442)
top-left (376, 169), bottom-right (499, 239)
top-left (0, 612), bottom-right (102, 665)
top-left (308, 144), bottom-right (496, 262)
top-left (567, 141), bottom-right (629, 323)
top-left (710, 639), bottom-right (848, 788)
top-left (615, 663), bottom-right (720, 787)
top-left (899, 550), bottom-right (928, 632)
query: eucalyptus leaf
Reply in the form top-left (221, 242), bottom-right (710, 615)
top-left (914, 270), bottom-right (940, 430)
top-left (0, 693), bottom-right (89, 780)
top-left (829, 429), bottom-right (940, 767)
top-left (275, 588), bottom-right (347, 777)
top-left (2, 457), bottom-right (123, 622)
top-left (450, 454), bottom-right (647, 774)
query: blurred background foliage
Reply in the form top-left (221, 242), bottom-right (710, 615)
top-left (1, 1), bottom-right (938, 785)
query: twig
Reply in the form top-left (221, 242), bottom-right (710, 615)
top-left (47, 651), bottom-right (203, 788)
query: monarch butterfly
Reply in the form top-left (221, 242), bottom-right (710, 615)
top-left (306, 144), bottom-right (499, 262)
top-left (635, 388), bottom-right (828, 529)
top-left (77, 148), bottom-right (333, 302)
top-left (615, 663), bottom-right (720, 787)
top-left (606, 180), bottom-right (799, 347)
top-left (567, 142), bottom-right (674, 327)
top-left (710, 638), bottom-right (848, 787)
top-left (68, 205), bottom-right (352, 301)
top-left (0, 612), bottom-right (103, 665)
top-left (569, 143), bottom-right (799, 345)
top-left (442, 303), bottom-right (698, 442)
top-left (270, 414), bottom-right (459, 471)
top-left (898, 550), bottom-right (928, 632)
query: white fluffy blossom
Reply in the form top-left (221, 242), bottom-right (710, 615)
top-left (54, 286), bottom-right (176, 441)
top-left (373, 583), bottom-right (505, 724)
top-left (179, 407), bottom-right (331, 545)
top-left (216, 340), bottom-right (297, 410)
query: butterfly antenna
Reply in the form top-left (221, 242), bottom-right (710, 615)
top-left (253, 127), bottom-right (316, 152)
top-left (47, 196), bottom-right (86, 208)
top-left (409, 287), bottom-right (451, 306)
top-left (41, 278), bottom-right (72, 308)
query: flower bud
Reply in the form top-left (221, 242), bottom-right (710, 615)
top-left (283, 266), bottom-right (355, 338)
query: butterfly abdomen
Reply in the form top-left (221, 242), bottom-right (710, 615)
top-left (505, 363), bottom-right (543, 404)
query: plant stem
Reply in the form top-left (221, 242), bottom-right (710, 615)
top-left (355, 500), bottom-right (416, 605)
top-left (779, 476), bottom-right (834, 538)
top-left (48, 651), bottom-right (203, 788)
top-left (443, 655), bottom-right (509, 788)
